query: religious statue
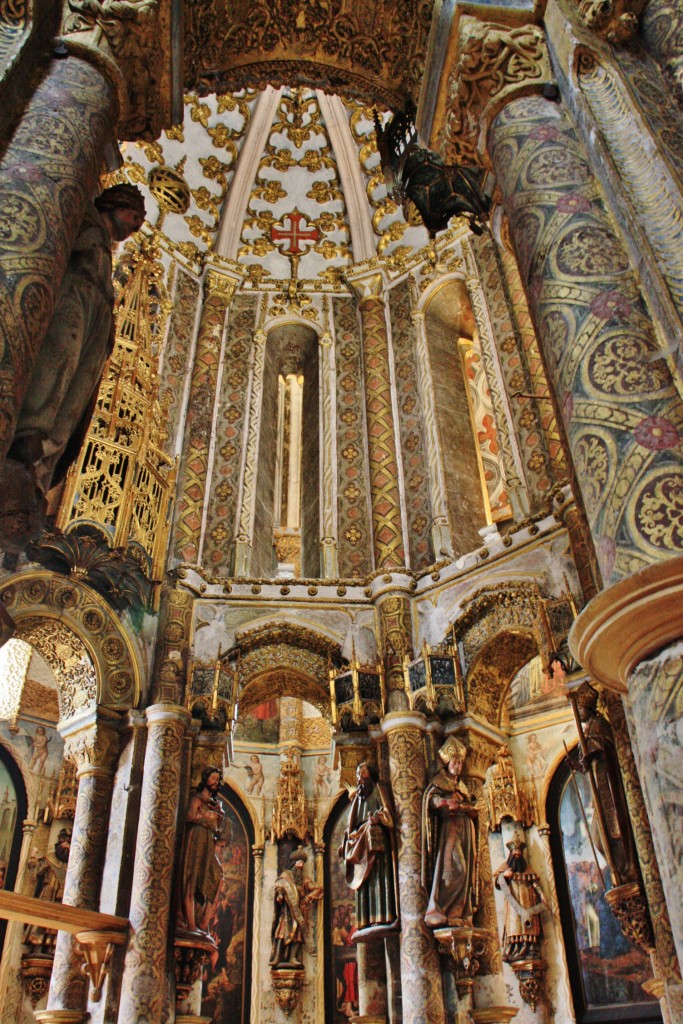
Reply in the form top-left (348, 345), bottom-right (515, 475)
top-left (374, 101), bottom-right (490, 238)
top-left (270, 847), bottom-right (323, 968)
top-left (568, 683), bottom-right (638, 885)
top-left (494, 833), bottom-right (546, 962)
top-left (180, 765), bottom-right (225, 933)
top-left (338, 761), bottom-right (398, 939)
top-left (8, 184), bottom-right (145, 498)
top-left (23, 827), bottom-right (71, 952)
top-left (422, 736), bottom-right (479, 928)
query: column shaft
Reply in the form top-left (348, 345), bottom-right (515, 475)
top-left (0, 55), bottom-right (117, 459)
top-left (118, 704), bottom-right (190, 1023)
top-left (356, 289), bottom-right (405, 569)
top-left (490, 96), bottom-right (683, 585)
top-left (384, 716), bottom-right (445, 1024)
top-left (47, 718), bottom-right (120, 1013)
top-left (174, 270), bottom-right (235, 563)
top-left (235, 329), bottom-right (267, 576)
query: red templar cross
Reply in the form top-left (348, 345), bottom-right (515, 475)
top-left (270, 210), bottom-right (319, 255)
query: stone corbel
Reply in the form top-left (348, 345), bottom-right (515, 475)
top-left (431, 16), bottom-right (553, 166)
top-left (271, 966), bottom-right (305, 1016)
top-left (75, 928), bottom-right (127, 1001)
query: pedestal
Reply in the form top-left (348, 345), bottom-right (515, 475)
top-left (270, 967), bottom-right (305, 1016)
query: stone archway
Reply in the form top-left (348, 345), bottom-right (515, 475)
top-left (0, 570), bottom-right (142, 717)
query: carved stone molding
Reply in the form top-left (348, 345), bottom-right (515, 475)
top-left (59, 0), bottom-right (176, 140)
top-left (432, 17), bottom-right (553, 165)
top-left (0, 570), bottom-right (141, 714)
top-left (569, 555), bottom-right (683, 691)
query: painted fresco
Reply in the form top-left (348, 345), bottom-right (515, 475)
top-left (328, 806), bottom-right (359, 1021)
top-left (558, 769), bottom-right (657, 1010)
top-left (235, 699), bottom-right (281, 744)
top-left (201, 790), bottom-right (251, 1024)
top-left (509, 655), bottom-right (567, 712)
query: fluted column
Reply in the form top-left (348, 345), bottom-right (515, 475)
top-left (319, 330), bottom-right (339, 577)
top-left (382, 712), bottom-right (445, 1024)
top-left (46, 712), bottom-right (120, 1015)
top-left (348, 271), bottom-right (405, 570)
top-left (235, 329), bottom-right (267, 576)
top-left (490, 95), bottom-right (683, 586)
top-left (0, 55), bottom-right (118, 461)
top-left (118, 703), bottom-right (190, 1023)
top-left (174, 266), bottom-right (238, 563)
top-left (249, 845), bottom-right (264, 1024)
top-left (410, 310), bottom-right (453, 559)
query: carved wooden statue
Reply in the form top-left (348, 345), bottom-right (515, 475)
top-left (179, 765), bottom-right (225, 933)
top-left (374, 101), bottom-right (490, 237)
top-left (338, 761), bottom-right (398, 940)
top-left (422, 736), bottom-right (479, 928)
top-left (270, 847), bottom-right (322, 968)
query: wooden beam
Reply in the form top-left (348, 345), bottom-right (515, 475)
top-left (0, 891), bottom-right (128, 935)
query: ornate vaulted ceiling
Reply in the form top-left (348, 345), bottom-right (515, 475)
top-left (183, 0), bottom-right (434, 109)
top-left (114, 84), bottom-right (433, 282)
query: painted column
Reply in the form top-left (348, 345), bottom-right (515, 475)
top-left (173, 266), bottom-right (238, 563)
top-left (0, 55), bottom-right (118, 460)
top-left (118, 703), bottom-right (191, 1024)
top-left (410, 310), bottom-right (454, 559)
top-left (235, 329), bottom-right (267, 576)
top-left (357, 941), bottom-right (388, 1018)
top-left (348, 272), bottom-right (405, 571)
top-left (490, 95), bottom-right (683, 586)
top-left (46, 713), bottom-right (120, 1016)
top-left (0, 817), bottom-right (37, 1012)
top-left (382, 712), bottom-right (445, 1024)
top-left (606, 694), bottom-right (683, 1018)
top-left (314, 840), bottom-right (325, 1018)
top-left (249, 845), bottom-right (264, 1024)
top-left (537, 824), bottom-right (576, 1024)
top-left (319, 329), bottom-right (339, 578)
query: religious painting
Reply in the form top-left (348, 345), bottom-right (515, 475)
top-left (0, 746), bottom-right (27, 955)
top-left (201, 787), bottom-right (253, 1024)
top-left (325, 796), bottom-right (360, 1022)
top-left (235, 698), bottom-right (280, 744)
top-left (508, 654), bottom-right (566, 712)
top-left (549, 760), bottom-right (660, 1022)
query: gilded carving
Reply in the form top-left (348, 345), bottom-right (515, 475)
top-left (271, 748), bottom-right (309, 842)
top-left (574, 0), bottom-right (646, 43)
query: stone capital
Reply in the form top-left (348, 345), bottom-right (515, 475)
top-left (431, 15), bottom-right (553, 164)
top-left (380, 710), bottom-right (428, 736)
top-left (203, 267), bottom-right (239, 303)
top-left (58, 710), bottom-right (121, 777)
top-left (145, 702), bottom-right (192, 728)
top-left (570, 556), bottom-right (683, 691)
top-left (346, 269), bottom-right (385, 302)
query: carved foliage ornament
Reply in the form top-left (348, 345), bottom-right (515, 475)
top-left (436, 18), bottom-right (552, 165)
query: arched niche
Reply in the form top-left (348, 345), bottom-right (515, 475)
top-left (323, 790), bottom-right (360, 1023)
top-left (252, 322), bottom-right (321, 579)
top-left (0, 571), bottom-right (142, 718)
top-left (465, 629), bottom-right (540, 725)
top-left (422, 278), bottom-right (489, 555)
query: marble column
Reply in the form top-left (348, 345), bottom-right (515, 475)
top-left (174, 267), bottom-right (238, 563)
top-left (249, 845), bottom-right (264, 1024)
top-left (46, 712), bottom-right (120, 1016)
top-left (118, 703), bottom-right (190, 1024)
top-left (383, 712), bottom-right (445, 1024)
top-left (0, 54), bottom-right (118, 461)
top-left (348, 272), bottom-right (405, 570)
